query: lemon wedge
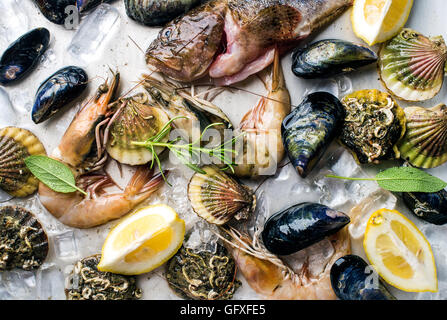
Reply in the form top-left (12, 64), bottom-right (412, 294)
top-left (98, 204), bottom-right (185, 275)
top-left (351, 0), bottom-right (414, 46)
top-left (364, 208), bottom-right (437, 292)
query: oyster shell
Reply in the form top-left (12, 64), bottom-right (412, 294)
top-left (106, 94), bottom-right (170, 165)
top-left (188, 165), bottom-right (256, 225)
top-left (340, 90), bottom-right (406, 164)
top-left (379, 28), bottom-right (447, 102)
top-left (65, 255), bottom-right (142, 300)
top-left (0, 206), bottom-right (49, 271)
top-left (166, 243), bottom-right (241, 300)
top-left (399, 104), bottom-right (447, 168)
top-left (0, 127), bottom-right (46, 197)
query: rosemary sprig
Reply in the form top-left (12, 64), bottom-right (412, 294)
top-left (132, 116), bottom-right (242, 178)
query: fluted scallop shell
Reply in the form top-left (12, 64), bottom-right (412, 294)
top-left (340, 90), bottom-right (406, 164)
top-left (106, 95), bottom-right (170, 165)
top-left (399, 104), bottom-right (447, 168)
top-left (188, 165), bottom-right (256, 225)
top-left (0, 127), bottom-right (46, 197)
top-left (0, 206), bottom-right (49, 271)
top-left (379, 28), bottom-right (447, 102)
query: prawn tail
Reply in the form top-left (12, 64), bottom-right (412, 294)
top-left (125, 166), bottom-right (167, 200)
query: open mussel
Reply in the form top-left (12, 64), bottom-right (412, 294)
top-left (399, 104), bottom-right (447, 169)
top-left (340, 89), bottom-right (406, 164)
top-left (330, 255), bottom-right (395, 300)
top-left (292, 39), bottom-right (377, 79)
top-left (166, 243), bottom-right (240, 300)
top-left (188, 165), bottom-right (256, 225)
top-left (125, 0), bottom-right (207, 26)
top-left (0, 127), bottom-right (46, 197)
top-left (65, 255), bottom-right (142, 300)
top-left (261, 203), bottom-right (350, 256)
top-left (402, 190), bottom-right (447, 226)
top-left (379, 29), bottom-right (447, 102)
top-left (282, 92), bottom-right (344, 178)
top-left (0, 206), bottom-right (49, 271)
top-left (106, 94), bottom-right (170, 165)
top-left (0, 28), bottom-right (50, 85)
top-left (32, 66), bottom-right (88, 124)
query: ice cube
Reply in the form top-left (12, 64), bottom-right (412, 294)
top-left (184, 221), bottom-right (219, 254)
top-left (36, 264), bottom-right (66, 300)
top-left (52, 230), bottom-right (80, 261)
top-left (2, 270), bottom-right (36, 299)
top-left (0, 0), bottom-right (29, 49)
top-left (0, 87), bottom-right (17, 127)
top-left (67, 4), bottom-right (120, 64)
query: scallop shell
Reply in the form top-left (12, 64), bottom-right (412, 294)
top-left (0, 127), bottom-right (46, 197)
top-left (379, 28), bottom-right (447, 102)
top-left (340, 90), bottom-right (406, 164)
top-left (399, 104), bottom-right (447, 168)
top-left (188, 165), bottom-right (256, 225)
top-left (0, 206), bottom-right (49, 271)
top-left (106, 95), bottom-right (170, 165)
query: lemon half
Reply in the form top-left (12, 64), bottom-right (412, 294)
top-left (351, 0), bottom-right (414, 46)
top-left (364, 209), bottom-right (437, 292)
top-left (98, 204), bottom-right (185, 275)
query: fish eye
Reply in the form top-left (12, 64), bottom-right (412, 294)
top-left (164, 29), bottom-right (171, 38)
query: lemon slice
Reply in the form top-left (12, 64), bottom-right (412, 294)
top-left (98, 204), bottom-right (185, 275)
top-left (364, 208), bottom-right (437, 292)
top-left (351, 0), bottom-right (414, 46)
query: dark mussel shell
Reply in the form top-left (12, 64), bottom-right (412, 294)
top-left (402, 190), bottom-right (447, 225)
top-left (0, 28), bottom-right (50, 85)
top-left (124, 0), bottom-right (207, 26)
top-left (292, 39), bottom-right (378, 79)
top-left (77, 0), bottom-right (114, 13)
top-left (33, 0), bottom-right (76, 25)
top-left (32, 66), bottom-right (88, 124)
top-left (282, 92), bottom-right (344, 178)
top-left (261, 203), bottom-right (350, 256)
top-left (330, 255), bottom-right (395, 300)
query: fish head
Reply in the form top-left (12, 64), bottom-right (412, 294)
top-left (145, 1), bottom-right (226, 82)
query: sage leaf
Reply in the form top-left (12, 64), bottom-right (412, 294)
top-left (24, 155), bottom-right (87, 195)
top-left (375, 167), bottom-right (447, 193)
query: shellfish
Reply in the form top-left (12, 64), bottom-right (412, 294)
top-left (32, 0), bottom-right (76, 25)
top-left (166, 243), bottom-right (240, 300)
top-left (32, 66), bottom-right (88, 124)
top-left (261, 203), bottom-right (350, 256)
top-left (106, 94), bottom-right (170, 165)
top-left (330, 255), bottom-right (395, 300)
top-left (125, 0), bottom-right (207, 26)
top-left (292, 39), bottom-right (378, 79)
top-left (0, 127), bottom-right (46, 197)
top-left (77, 0), bottom-right (114, 13)
top-left (340, 89), bottom-right (406, 164)
top-left (379, 29), bottom-right (447, 102)
top-left (282, 92), bottom-right (344, 178)
top-left (0, 28), bottom-right (50, 85)
top-left (188, 165), bottom-right (256, 225)
top-left (0, 206), bottom-right (49, 271)
top-left (65, 255), bottom-right (142, 300)
top-left (402, 190), bottom-right (447, 226)
top-left (399, 104), bottom-right (447, 169)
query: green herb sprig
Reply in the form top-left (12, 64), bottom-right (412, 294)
top-left (326, 166), bottom-right (447, 193)
top-left (25, 155), bottom-right (87, 195)
top-left (132, 116), bottom-right (242, 178)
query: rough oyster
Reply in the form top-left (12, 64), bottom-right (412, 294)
top-left (379, 28), bottom-right (447, 102)
top-left (340, 90), bottom-right (406, 164)
top-left (0, 206), bottom-right (49, 271)
top-left (261, 202), bottom-right (350, 256)
top-left (188, 165), bottom-right (256, 225)
top-left (399, 104), bottom-right (447, 169)
top-left (65, 255), bottom-right (142, 300)
top-left (166, 243), bottom-right (240, 300)
top-left (106, 94), bottom-right (170, 165)
top-left (282, 92), bottom-right (344, 178)
top-left (0, 127), bottom-right (46, 197)
top-left (292, 39), bottom-right (378, 79)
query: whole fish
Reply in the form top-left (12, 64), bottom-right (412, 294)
top-left (146, 0), bottom-right (353, 85)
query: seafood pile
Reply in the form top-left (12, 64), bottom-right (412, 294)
top-left (0, 0), bottom-right (447, 301)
